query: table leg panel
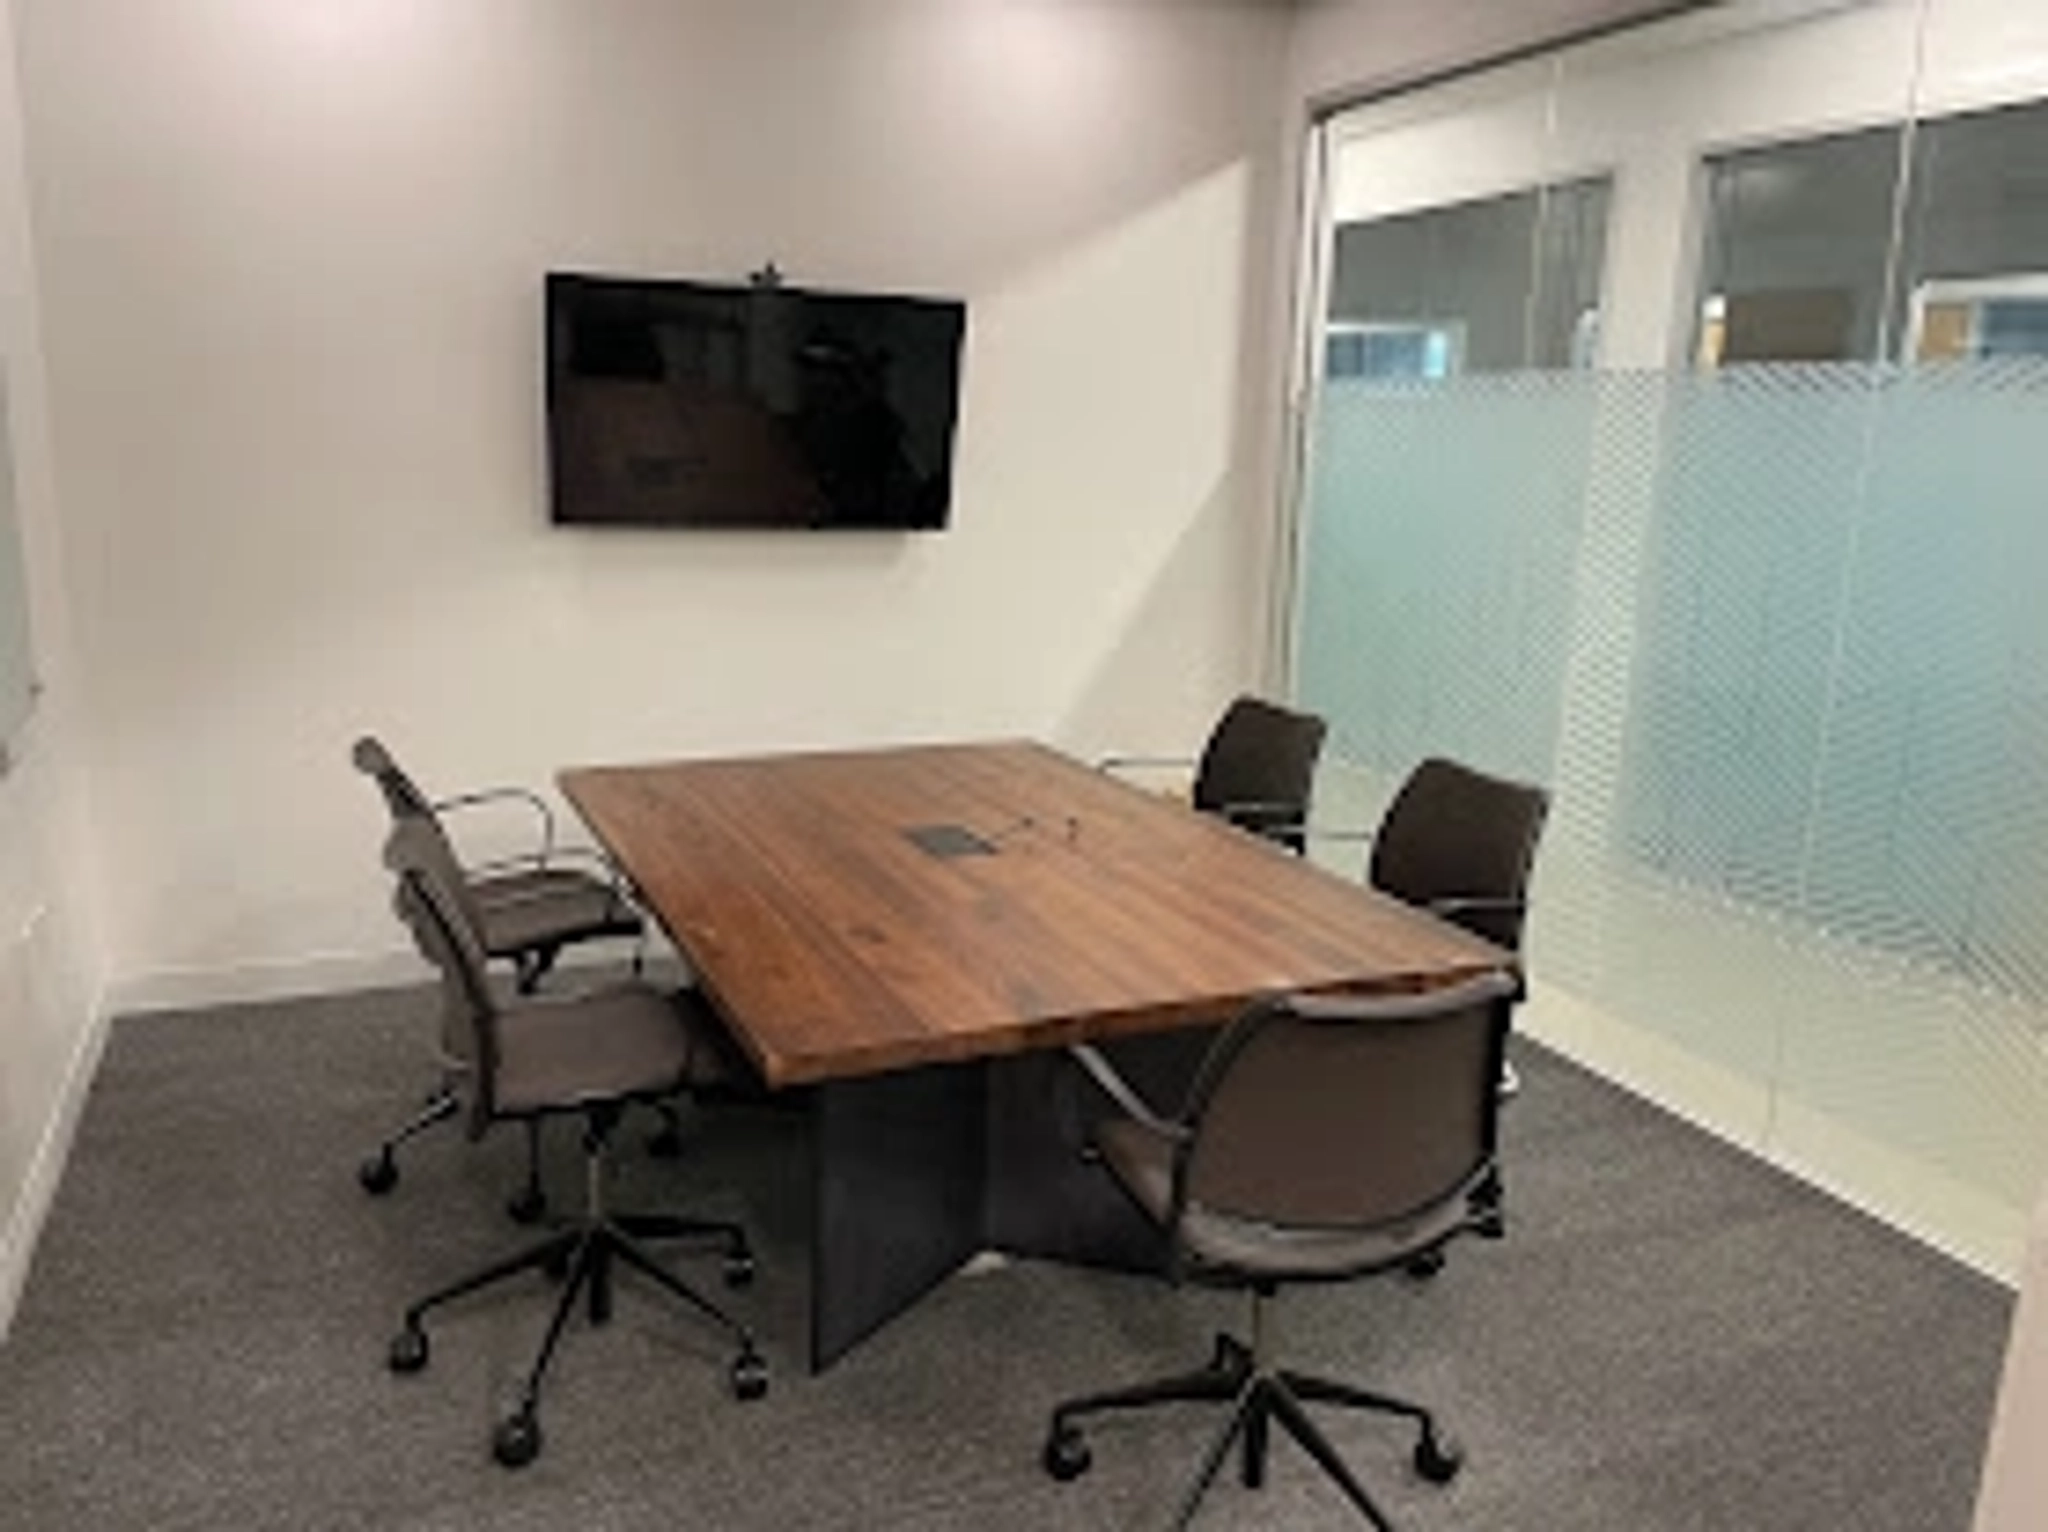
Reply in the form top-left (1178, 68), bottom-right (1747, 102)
top-left (810, 1061), bottom-right (989, 1371)
top-left (983, 1028), bottom-right (1219, 1269)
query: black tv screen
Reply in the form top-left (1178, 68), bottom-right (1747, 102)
top-left (545, 271), bottom-right (966, 530)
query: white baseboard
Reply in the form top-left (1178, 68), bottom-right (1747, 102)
top-left (0, 997), bottom-right (109, 1341)
top-left (107, 929), bottom-right (683, 1019)
top-left (107, 946), bottom-right (432, 1016)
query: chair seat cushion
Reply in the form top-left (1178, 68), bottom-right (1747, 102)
top-left (494, 983), bottom-right (744, 1114)
top-left (471, 867), bottom-right (642, 956)
top-left (1097, 1117), bottom-right (1474, 1282)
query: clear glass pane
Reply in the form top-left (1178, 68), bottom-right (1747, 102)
top-left (1325, 177), bottom-right (1611, 374)
top-left (1696, 128), bottom-right (1904, 366)
top-left (1897, 98), bottom-right (2048, 361)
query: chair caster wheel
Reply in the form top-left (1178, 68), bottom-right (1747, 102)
top-left (492, 1409), bottom-right (542, 1469)
top-left (1209, 1333), bottom-right (1246, 1375)
top-left (358, 1153), bottom-right (398, 1196)
top-left (1406, 1250), bottom-right (1445, 1281)
top-left (1043, 1423), bottom-right (1091, 1482)
top-left (730, 1349), bottom-right (769, 1402)
top-left (506, 1187), bottom-right (547, 1225)
top-left (387, 1324), bottom-right (429, 1374)
top-left (723, 1250), bottom-right (756, 1289)
top-left (1414, 1430), bottom-right (1462, 1484)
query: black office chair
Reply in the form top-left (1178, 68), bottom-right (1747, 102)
top-left (1369, 756), bottom-right (1548, 1102)
top-left (1043, 970), bottom-right (1518, 1529)
top-left (381, 819), bottom-right (766, 1469)
top-left (1104, 695), bottom-right (1328, 852)
top-left (1369, 757), bottom-right (1549, 957)
top-left (352, 736), bottom-right (651, 1211)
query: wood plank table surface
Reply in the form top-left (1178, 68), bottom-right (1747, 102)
top-left (559, 739), bottom-right (1505, 1089)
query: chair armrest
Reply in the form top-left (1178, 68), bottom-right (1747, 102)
top-left (1067, 1044), bottom-right (1189, 1142)
top-left (432, 785), bottom-right (558, 864)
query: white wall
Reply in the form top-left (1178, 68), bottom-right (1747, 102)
top-left (0, 0), bottom-right (107, 1329)
top-left (16, 0), bottom-right (1294, 1005)
top-left (1289, 0), bottom-right (1698, 108)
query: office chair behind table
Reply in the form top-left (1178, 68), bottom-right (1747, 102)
top-left (1370, 755), bottom-right (1549, 1104)
top-left (1369, 756), bottom-right (1549, 955)
top-left (1044, 971), bottom-right (1518, 1529)
top-left (351, 736), bottom-right (650, 1218)
top-left (1103, 695), bottom-right (1328, 853)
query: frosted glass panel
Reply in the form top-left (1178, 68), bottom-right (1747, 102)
top-left (1622, 361), bottom-right (2048, 1004)
top-left (1811, 361), bottom-right (2048, 1000)
top-left (1621, 365), bottom-right (1877, 913)
top-left (1297, 375), bottom-right (1596, 786)
top-left (1600, 360), bottom-right (2048, 1197)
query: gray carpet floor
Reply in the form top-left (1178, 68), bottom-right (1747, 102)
top-left (0, 984), bottom-right (2014, 1530)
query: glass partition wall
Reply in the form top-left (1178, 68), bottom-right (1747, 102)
top-left (1290, 0), bottom-right (2048, 1277)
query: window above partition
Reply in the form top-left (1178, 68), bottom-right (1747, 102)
top-left (1325, 176), bottom-right (1613, 377)
top-left (1694, 95), bottom-right (2048, 367)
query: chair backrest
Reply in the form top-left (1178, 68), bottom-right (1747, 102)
top-left (1177, 971), bottom-right (1514, 1235)
top-left (1191, 696), bottom-right (1328, 849)
top-left (1368, 757), bottom-right (1549, 951)
top-left (354, 736), bottom-right (491, 931)
top-left (384, 818), bottom-right (504, 1134)
top-left (352, 735), bottom-right (434, 820)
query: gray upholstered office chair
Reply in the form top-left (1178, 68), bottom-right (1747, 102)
top-left (1042, 970), bottom-right (1518, 1529)
top-left (1104, 695), bottom-right (1328, 853)
top-left (381, 819), bottom-right (765, 1469)
top-left (352, 736), bottom-right (650, 1211)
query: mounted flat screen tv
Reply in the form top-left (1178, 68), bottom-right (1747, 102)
top-left (545, 271), bottom-right (967, 530)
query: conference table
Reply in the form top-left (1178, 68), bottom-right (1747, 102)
top-left (560, 740), bottom-right (1505, 1370)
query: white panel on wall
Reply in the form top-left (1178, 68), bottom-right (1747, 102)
top-left (0, 376), bottom-right (29, 764)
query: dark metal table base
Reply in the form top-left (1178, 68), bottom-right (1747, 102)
top-left (807, 1028), bottom-right (1217, 1372)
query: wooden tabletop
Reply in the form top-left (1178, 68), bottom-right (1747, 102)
top-left (560, 740), bottom-right (1505, 1088)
